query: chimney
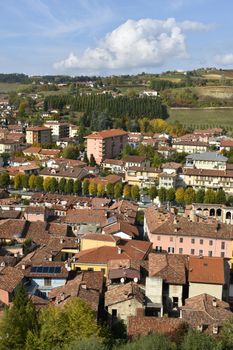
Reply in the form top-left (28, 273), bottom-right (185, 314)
top-left (117, 247), bottom-right (122, 254)
top-left (21, 264), bottom-right (26, 270)
top-left (212, 298), bottom-right (217, 307)
top-left (60, 238), bottom-right (64, 244)
top-left (81, 283), bottom-right (87, 289)
top-left (136, 308), bottom-right (145, 317)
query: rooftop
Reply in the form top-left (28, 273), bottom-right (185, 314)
top-left (85, 129), bottom-right (128, 139)
top-left (186, 152), bottom-right (227, 162)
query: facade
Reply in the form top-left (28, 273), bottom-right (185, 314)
top-left (144, 206), bottom-right (233, 259)
top-left (125, 167), bottom-right (161, 188)
top-left (26, 126), bottom-right (52, 145)
top-left (0, 139), bottom-right (21, 153)
top-left (85, 129), bottom-right (128, 164)
top-left (172, 141), bottom-right (208, 154)
top-left (44, 121), bottom-right (70, 141)
top-left (124, 156), bottom-right (149, 169)
top-left (185, 152), bottom-right (227, 170)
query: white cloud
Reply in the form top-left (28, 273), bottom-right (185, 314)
top-left (54, 18), bottom-right (211, 72)
top-left (215, 53), bottom-right (233, 65)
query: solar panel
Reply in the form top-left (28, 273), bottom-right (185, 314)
top-left (31, 266), bottom-right (61, 274)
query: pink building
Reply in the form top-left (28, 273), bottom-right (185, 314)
top-left (144, 206), bottom-right (233, 259)
top-left (85, 129), bottom-right (128, 164)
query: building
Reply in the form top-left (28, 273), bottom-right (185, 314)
top-left (172, 140), bottom-right (208, 154)
top-left (188, 256), bottom-right (229, 300)
top-left (102, 159), bottom-right (125, 174)
top-left (0, 266), bottom-right (24, 305)
top-left (26, 126), bottom-right (52, 145)
top-left (85, 129), bottom-right (128, 164)
top-left (44, 121), bottom-right (70, 141)
top-left (0, 139), bottom-right (21, 153)
top-left (185, 152), bottom-right (227, 170)
top-left (144, 206), bottom-right (233, 259)
top-left (124, 156), bottom-right (149, 169)
top-left (125, 167), bottom-right (161, 188)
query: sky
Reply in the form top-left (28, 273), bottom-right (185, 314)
top-left (1, 0), bottom-right (233, 75)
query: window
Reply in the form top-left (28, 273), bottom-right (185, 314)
top-left (168, 247), bottom-right (174, 253)
top-left (221, 242), bottom-right (225, 250)
top-left (179, 237), bottom-right (183, 243)
top-left (200, 239), bottom-right (203, 245)
top-left (199, 250), bottom-right (203, 256)
top-left (44, 278), bottom-right (52, 287)
top-left (101, 268), bottom-right (106, 274)
top-left (190, 249), bottom-right (195, 255)
top-left (208, 251), bottom-right (213, 257)
top-left (191, 238), bottom-right (195, 244)
top-left (209, 240), bottom-right (213, 246)
top-left (112, 309), bottom-right (117, 317)
top-left (155, 246), bottom-right (162, 252)
top-left (88, 268), bottom-right (94, 271)
top-left (221, 252), bottom-right (225, 258)
top-left (179, 248), bottom-right (183, 254)
top-left (170, 237), bottom-right (173, 242)
top-left (157, 236), bottom-right (161, 241)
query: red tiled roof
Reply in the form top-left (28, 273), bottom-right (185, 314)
top-left (86, 129), bottom-right (128, 139)
top-left (188, 256), bottom-right (225, 284)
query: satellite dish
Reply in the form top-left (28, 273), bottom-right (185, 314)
top-left (120, 277), bottom-right (125, 283)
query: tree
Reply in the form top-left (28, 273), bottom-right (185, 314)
top-left (117, 332), bottom-right (177, 350)
top-left (59, 178), bottom-right (67, 193)
top-left (14, 173), bottom-right (23, 189)
top-left (73, 179), bottom-right (82, 195)
top-left (131, 185), bottom-right (140, 201)
top-left (216, 189), bottom-right (226, 204)
top-left (166, 188), bottom-right (175, 202)
top-left (49, 177), bottom-right (58, 193)
top-left (106, 183), bottom-right (114, 197)
top-left (89, 182), bottom-right (97, 196)
top-left (89, 154), bottom-right (96, 167)
top-left (65, 179), bottom-right (74, 194)
top-left (97, 183), bottom-right (105, 197)
top-left (83, 152), bottom-right (89, 165)
top-left (220, 316), bottom-right (233, 350)
top-left (43, 177), bottom-right (52, 192)
top-left (62, 145), bottom-right (79, 160)
top-left (196, 189), bottom-right (205, 203)
top-left (21, 174), bottom-right (29, 189)
top-left (26, 298), bottom-right (101, 350)
top-left (149, 186), bottom-right (158, 200)
top-left (175, 187), bottom-right (185, 205)
top-left (0, 172), bottom-right (10, 188)
top-left (82, 179), bottom-right (90, 196)
top-left (65, 337), bottom-right (108, 350)
top-left (0, 284), bottom-right (38, 350)
top-left (29, 174), bottom-right (36, 190)
top-left (123, 184), bottom-right (131, 199)
top-left (114, 183), bottom-right (123, 199)
top-left (35, 176), bottom-right (44, 192)
top-left (158, 187), bottom-right (167, 203)
top-left (181, 329), bottom-right (219, 350)
top-left (184, 187), bottom-right (196, 205)
top-left (204, 189), bottom-right (216, 204)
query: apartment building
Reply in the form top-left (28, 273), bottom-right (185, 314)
top-left (44, 121), bottom-right (69, 141)
top-left (26, 126), bottom-right (51, 145)
top-left (125, 167), bottom-right (161, 188)
top-left (85, 129), bottom-right (128, 164)
top-left (144, 206), bottom-right (233, 260)
top-left (172, 140), bottom-right (208, 154)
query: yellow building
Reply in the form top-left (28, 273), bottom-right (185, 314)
top-left (125, 166), bottom-right (160, 188)
top-left (80, 233), bottom-right (118, 251)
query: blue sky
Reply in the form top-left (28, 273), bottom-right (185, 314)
top-left (1, 0), bottom-right (233, 75)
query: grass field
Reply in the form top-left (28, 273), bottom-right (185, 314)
top-left (168, 107), bottom-right (233, 130)
top-left (0, 83), bottom-right (29, 93)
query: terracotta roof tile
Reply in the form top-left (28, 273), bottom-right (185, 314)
top-left (188, 256), bottom-right (225, 284)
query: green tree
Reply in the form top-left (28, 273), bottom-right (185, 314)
top-left (43, 177), bottom-right (52, 192)
top-left (49, 177), bottom-right (58, 193)
top-left (29, 174), bottom-right (36, 190)
top-left (181, 329), bottom-right (219, 350)
top-left (216, 189), bottom-right (226, 204)
top-left (106, 183), bottom-right (114, 197)
top-left (26, 298), bottom-right (101, 350)
top-left (14, 173), bottom-right (23, 189)
top-left (0, 172), bottom-right (10, 188)
top-left (89, 182), bottom-right (97, 196)
top-left (131, 185), bottom-right (140, 201)
top-left (166, 187), bottom-right (175, 202)
top-left (59, 178), bottom-right (67, 193)
top-left (158, 187), bottom-right (167, 203)
top-left (175, 187), bottom-right (185, 205)
top-left (65, 179), bottom-right (74, 194)
top-left (196, 188), bottom-right (205, 203)
top-left (149, 186), bottom-right (158, 200)
top-left (35, 176), bottom-right (44, 192)
top-left (82, 179), bottom-right (90, 196)
top-left (184, 187), bottom-right (196, 205)
top-left (220, 316), bottom-right (233, 350)
top-left (89, 154), bottom-right (96, 167)
top-left (62, 145), bottom-right (79, 160)
top-left (83, 152), bottom-right (89, 165)
top-left (114, 183), bottom-right (123, 199)
top-left (97, 183), bottom-right (105, 197)
top-left (117, 332), bottom-right (177, 350)
top-left (204, 189), bottom-right (216, 204)
top-left (123, 184), bottom-right (131, 199)
top-left (73, 179), bottom-right (82, 195)
top-left (21, 174), bottom-right (29, 189)
top-left (0, 284), bottom-right (38, 350)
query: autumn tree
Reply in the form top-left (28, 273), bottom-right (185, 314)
top-left (0, 172), bottom-right (10, 188)
top-left (14, 173), bottom-right (23, 189)
top-left (184, 187), bottom-right (196, 205)
top-left (35, 176), bottom-right (44, 192)
top-left (82, 179), bottom-right (90, 196)
top-left (106, 183), bottom-right (114, 197)
top-left (175, 187), bottom-right (185, 205)
top-left (158, 187), bottom-right (167, 203)
top-left (166, 187), bottom-right (175, 202)
top-left (114, 183), bottom-right (123, 199)
top-left (21, 174), bottom-right (29, 189)
top-left (89, 182), bottom-right (97, 196)
top-left (131, 185), bottom-right (140, 201)
top-left (123, 184), bottom-right (131, 199)
top-left (97, 183), bottom-right (105, 197)
top-left (43, 177), bottom-right (52, 192)
top-left (204, 189), bottom-right (216, 204)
